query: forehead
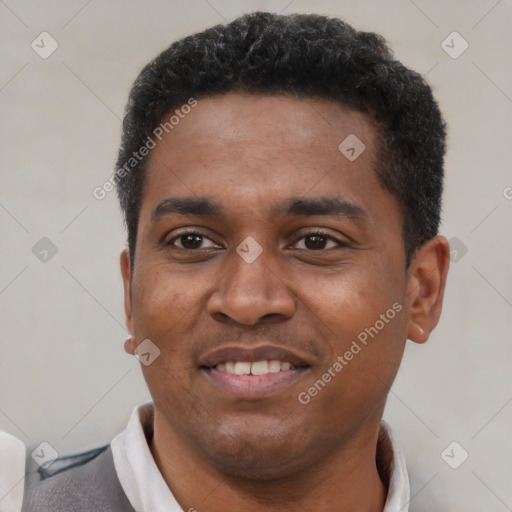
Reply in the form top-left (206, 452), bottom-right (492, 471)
top-left (149, 93), bottom-right (375, 164)
top-left (140, 93), bottom-right (392, 225)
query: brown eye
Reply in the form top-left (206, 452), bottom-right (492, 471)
top-left (304, 234), bottom-right (329, 250)
top-left (294, 231), bottom-right (345, 251)
top-left (178, 233), bottom-right (203, 249)
top-left (168, 231), bottom-right (218, 250)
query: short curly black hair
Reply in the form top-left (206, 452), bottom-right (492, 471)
top-left (115, 11), bottom-right (446, 268)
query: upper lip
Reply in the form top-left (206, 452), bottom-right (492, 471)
top-left (198, 344), bottom-right (313, 368)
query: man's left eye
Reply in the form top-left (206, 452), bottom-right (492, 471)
top-left (293, 232), bottom-right (345, 250)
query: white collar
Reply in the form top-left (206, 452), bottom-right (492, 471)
top-left (380, 420), bottom-right (410, 511)
top-left (111, 404), bottom-right (180, 511)
top-left (111, 403), bottom-right (409, 512)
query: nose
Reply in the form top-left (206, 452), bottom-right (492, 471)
top-left (207, 246), bottom-right (296, 325)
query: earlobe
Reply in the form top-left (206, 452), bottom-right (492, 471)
top-left (120, 248), bottom-right (135, 337)
top-left (408, 323), bottom-right (427, 344)
top-left (124, 335), bottom-right (136, 355)
top-left (406, 235), bottom-right (450, 344)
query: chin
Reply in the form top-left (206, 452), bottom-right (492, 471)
top-left (196, 425), bottom-right (313, 481)
top-left (208, 448), bottom-right (307, 482)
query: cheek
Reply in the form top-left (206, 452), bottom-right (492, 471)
top-left (131, 266), bottom-right (199, 339)
top-left (295, 259), bottom-right (407, 374)
top-left (131, 269), bottom-right (203, 390)
top-left (298, 264), bottom-right (391, 332)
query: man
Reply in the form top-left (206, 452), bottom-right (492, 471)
top-left (22, 11), bottom-right (449, 511)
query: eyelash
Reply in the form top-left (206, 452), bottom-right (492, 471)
top-left (166, 229), bottom-right (347, 251)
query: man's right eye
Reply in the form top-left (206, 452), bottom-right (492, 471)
top-left (167, 231), bottom-right (219, 250)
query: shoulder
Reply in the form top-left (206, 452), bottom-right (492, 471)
top-left (22, 445), bottom-right (136, 512)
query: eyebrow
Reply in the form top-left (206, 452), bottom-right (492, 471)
top-left (152, 197), bottom-right (224, 220)
top-left (152, 196), bottom-right (367, 222)
top-left (274, 197), bottom-right (366, 220)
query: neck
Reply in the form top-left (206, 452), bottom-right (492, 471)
top-left (149, 412), bottom-right (387, 512)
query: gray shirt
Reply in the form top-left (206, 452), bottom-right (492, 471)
top-left (22, 445), bottom-right (135, 512)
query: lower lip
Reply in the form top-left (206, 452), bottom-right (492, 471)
top-left (201, 367), bottom-right (309, 399)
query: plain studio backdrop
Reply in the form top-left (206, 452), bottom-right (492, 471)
top-left (0, 1), bottom-right (511, 510)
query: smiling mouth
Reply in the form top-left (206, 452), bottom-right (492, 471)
top-left (198, 344), bottom-right (315, 400)
top-left (204, 359), bottom-right (306, 376)
top-left (200, 363), bottom-right (310, 399)
top-left (198, 345), bottom-right (313, 398)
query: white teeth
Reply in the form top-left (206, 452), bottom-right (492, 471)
top-left (268, 360), bottom-right (281, 373)
top-left (250, 360), bottom-right (269, 375)
top-left (215, 359), bottom-right (295, 375)
top-left (234, 362), bottom-right (251, 375)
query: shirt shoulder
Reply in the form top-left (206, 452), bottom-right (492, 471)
top-left (22, 445), bottom-right (136, 512)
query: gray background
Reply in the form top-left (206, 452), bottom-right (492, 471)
top-left (1, 1), bottom-right (511, 510)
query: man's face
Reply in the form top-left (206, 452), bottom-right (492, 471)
top-left (123, 93), bottom-right (413, 477)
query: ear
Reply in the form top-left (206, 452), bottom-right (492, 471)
top-left (406, 235), bottom-right (450, 344)
top-left (120, 248), bottom-right (136, 355)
